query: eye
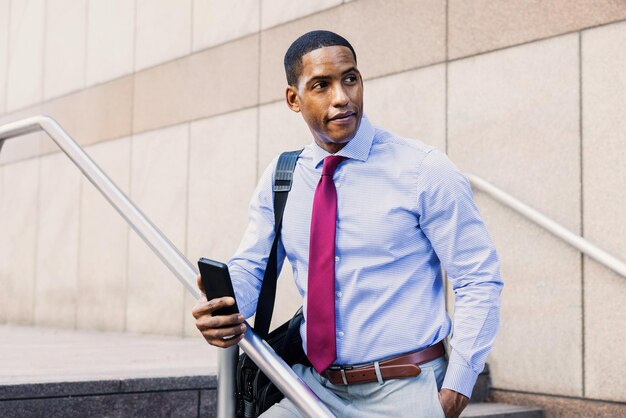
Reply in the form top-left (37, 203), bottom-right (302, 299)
top-left (344, 74), bottom-right (358, 84)
top-left (313, 81), bottom-right (328, 90)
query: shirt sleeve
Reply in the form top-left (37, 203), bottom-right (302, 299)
top-left (228, 157), bottom-right (287, 319)
top-left (416, 149), bottom-right (503, 398)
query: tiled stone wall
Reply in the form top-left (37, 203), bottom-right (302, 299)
top-left (449, 34), bottom-right (583, 397)
top-left (1, 0), bottom-right (625, 410)
top-left (77, 137), bottom-right (130, 332)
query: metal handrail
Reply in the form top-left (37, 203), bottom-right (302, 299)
top-left (4, 115), bottom-right (623, 417)
top-left (0, 116), bottom-right (334, 418)
top-left (467, 173), bottom-right (626, 278)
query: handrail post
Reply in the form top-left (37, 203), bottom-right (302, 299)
top-left (0, 116), bottom-right (335, 418)
top-left (218, 347), bottom-right (239, 417)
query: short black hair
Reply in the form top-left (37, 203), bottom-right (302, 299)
top-left (284, 30), bottom-right (357, 86)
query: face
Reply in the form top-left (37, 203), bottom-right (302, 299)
top-left (285, 46), bottom-right (363, 154)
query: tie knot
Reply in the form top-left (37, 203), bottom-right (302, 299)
top-left (322, 156), bottom-right (346, 176)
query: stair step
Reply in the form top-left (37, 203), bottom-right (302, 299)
top-left (462, 403), bottom-right (544, 418)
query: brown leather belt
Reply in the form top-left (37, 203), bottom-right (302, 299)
top-left (323, 342), bottom-right (444, 385)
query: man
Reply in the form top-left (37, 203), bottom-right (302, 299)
top-left (193, 30), bottom-right (503, 418)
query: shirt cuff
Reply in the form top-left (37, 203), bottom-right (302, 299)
top-left (441, 362), bottom-right (478, 399)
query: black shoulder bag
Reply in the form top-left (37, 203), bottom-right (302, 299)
top-left (236, 149), bottom-right (309, 418)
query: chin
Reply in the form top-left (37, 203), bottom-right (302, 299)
top-left (332, 130), bottom-right (357, 144)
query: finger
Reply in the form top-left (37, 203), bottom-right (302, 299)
top-left (205, 296), bottom-right (236, 313)
top-left (191, 299), bottom-right (212, 319)
top-left (206, 333), bottom-right (244, 349)
top-left (196, 312), bottom-right (244, 329)
top-left (191, 297), bottom-right (235, 318)
top-left (201, 323), bottom-right (246, 340)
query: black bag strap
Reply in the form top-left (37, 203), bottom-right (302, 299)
top-left (253, 149), bottom-right (303, 339)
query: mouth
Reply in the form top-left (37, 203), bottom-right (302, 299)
top-left (327, 111), bottom-right (357, 123)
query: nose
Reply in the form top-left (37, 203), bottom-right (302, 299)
top-left (331, 83), bottom-right (349, 107)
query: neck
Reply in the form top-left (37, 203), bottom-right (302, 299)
top-left (316, 140), bottom-right (348, 154)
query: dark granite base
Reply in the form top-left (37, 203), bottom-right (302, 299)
top-left (0, 375), bottom-right (218, 418)
top-left (0, 390), bottom-right (200, 418)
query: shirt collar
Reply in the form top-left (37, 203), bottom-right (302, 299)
top-left (311, 114), bottom-right (375, 168)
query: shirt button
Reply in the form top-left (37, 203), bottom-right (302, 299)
top-left (337, 331), bottom-right (344, 338)
top-left (335, 256), bottom-right (340, 262)
top-left (336, 291), bottom-right (343, 298)
top-left (335, 182), bottom-right (341, 188)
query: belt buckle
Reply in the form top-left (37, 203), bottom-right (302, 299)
top-left (328, 365), bottom-right (353, 385)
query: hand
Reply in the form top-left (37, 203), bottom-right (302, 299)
top-left (192, 275), bottom-right (246, 348)
top-left (438, 388), bottom-right (469, 418)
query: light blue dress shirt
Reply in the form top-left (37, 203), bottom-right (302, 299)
top-left (229, 115), bottom-right (503, 397)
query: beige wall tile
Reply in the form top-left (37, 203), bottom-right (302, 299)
top-left (260, 0), bottom-right (342, 30)
top-left (34, 152), bottom-right (81, 328)
top-left (449, 35), bottom-right (583, 396)
top-left (582, 21), bottom-right (626, 258)
top-left (475, 193), bottom-right (582, 396)
top-left (0, 158), bottom-right (39, 324)
top-left (448, 34), bottom-right (580, 232)
top-left (86, 0), bottom-right (135, 86)
top-left (135, 0), bottom-right (192, 71)
top-left (584, 263), bottom-right (626, 402)
top-left (44, 0), bottom-right (87, 100)
top-left (183, 293), bottom-right (199, 337)
top-left (259, 0), bottom-right (446, 103)
top-left (449, 0), bottom-right (626, 59)
top-left (0, 105), bottom-right (45, 165)
top-left (42, 77), bottom-right (134, 153)
top-left (187, 109), bottom-right (257, 268)
top-left (364, 64), bottom-right (446, 151)
top-left (192, 0), bottom-right (259, 51)
top-left (126, 124), bottom-right (188, 336)
top-left (581, 21), bottom-right (626, 402)
top-left (76, 137), bottom-right (130, 332)
top-left (133, 35), bottom-right (259, 134)
top-left (258, 101), bottom-right (310, 174)
top-left (0, 0), bottom-right (9, 114)
top-left (185, 108), bottom-right (258, 335)
top-left (6, 0), bottom-right (45, 111)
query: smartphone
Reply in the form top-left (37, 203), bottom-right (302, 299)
top-left (197, 258), bottom-right (240, 316)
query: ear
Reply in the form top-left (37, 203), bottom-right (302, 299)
top-left (285, 85), bottom-right (301, 113)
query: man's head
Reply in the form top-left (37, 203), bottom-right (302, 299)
top-left (284, 30), bottom-right (357, 87)
top-left (284, 31), bottom-right (363, 154)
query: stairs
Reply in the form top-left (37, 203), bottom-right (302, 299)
top-left (462, 403), bottom-right (544, 418)
top-left (461, 364), bottom-right (544, 418)
top-left (0, 325), bottom-right (218, 418)
top-left (0, 325), bottom-right (544, 417)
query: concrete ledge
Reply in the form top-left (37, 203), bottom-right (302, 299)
top-left (0, 325), bottom-right (219, 417)
top-left (0, 325), bottom-right (218, 385)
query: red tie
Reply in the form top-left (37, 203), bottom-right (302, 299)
top-left (307, 155), bottom-right (346, 373)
